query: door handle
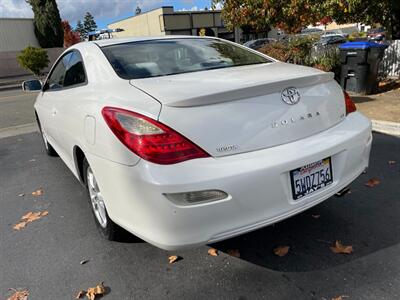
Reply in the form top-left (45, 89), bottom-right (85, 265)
top-left (51, 108), bottom-right (58, 116)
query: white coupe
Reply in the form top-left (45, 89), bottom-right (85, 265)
top-left (23, 36), bottom-right (372, 250)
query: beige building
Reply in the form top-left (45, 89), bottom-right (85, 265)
top-left (0, 18), bottom-right (40, 52)
top-left (108, 6), bottom-right (237, 42)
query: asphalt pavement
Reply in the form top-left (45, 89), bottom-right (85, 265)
top-left (0, 88), bottom-right (400, 299)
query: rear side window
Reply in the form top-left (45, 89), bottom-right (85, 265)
top-left (45, 50), bottom-right (86, 91)
top-left (64, 52), bottom-right (86, 87)
top-left (101, 38), bottom-right (272, 80)
top-left (47, 52), bottom-right (72, 90)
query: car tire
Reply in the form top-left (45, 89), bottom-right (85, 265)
top-left (36, 113), bottom-right (58, 157)
top-left (83, 158), bottom-right (124, 241)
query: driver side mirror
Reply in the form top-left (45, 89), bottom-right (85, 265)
top-left (22, 79), bottom-right (42, 92)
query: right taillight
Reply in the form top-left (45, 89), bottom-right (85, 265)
top-left (344, 91), bottom-right (356, 115)
top-left (102, 107), bottom-right (210, 165)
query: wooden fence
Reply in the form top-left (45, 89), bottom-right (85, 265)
top-left (380, 40), bottom-right (400, 78)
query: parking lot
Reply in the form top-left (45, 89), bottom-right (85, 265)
top-left (1, 89), bottom-right (400, 299)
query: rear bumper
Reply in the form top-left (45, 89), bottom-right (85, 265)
top-left (87, 112), bottom-right (372, 250)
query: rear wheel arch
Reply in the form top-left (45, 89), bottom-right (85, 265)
top-left (73, 145), bottom-right (86, 184)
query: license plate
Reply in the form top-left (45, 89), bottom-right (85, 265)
top-left (290, 157), bottom-right (333, 200)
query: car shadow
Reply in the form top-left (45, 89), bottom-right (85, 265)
top-left (211, 133), bottom-right (400, 272)
top-left (351, 95), bottom-right (375, 103)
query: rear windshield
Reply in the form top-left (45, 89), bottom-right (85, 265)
top-left (101, 38), bottom-right (272, 79)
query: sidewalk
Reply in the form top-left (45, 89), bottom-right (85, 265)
top-left (352, 83), bottom-right (400, 136)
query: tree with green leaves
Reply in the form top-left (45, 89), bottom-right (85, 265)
top-left (17, 46), bottom-right (49, 76)
top-left (75, 20), bottom-right (85, 40)
top-left (83, 12), bottom-right (97, 36)
top-left (214, 0), bottom-right (323, 34)
top-left (215, 0), bottom-right (400, 37)
top-left (26, 0), bottom-right (64, 48)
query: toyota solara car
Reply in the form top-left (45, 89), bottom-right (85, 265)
top-left (23, 36), bottom-right (372, 250)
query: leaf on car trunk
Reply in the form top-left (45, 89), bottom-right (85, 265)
top-left (330, 241), bottom-right (353, 254)
top-left (273, 246), bottom-right (290, 257)
top-left (31, 188), bottom-right (44, 196)
top-left (208, 248), bottom-right (218, 256)
top-left (227, 249), bottom-right (240, 258)
top-left (13, 211), bottom-right (49, 230)
top-left (365, 178), bottom-right (380, 187)
top-left (7, 289), bottom-right (29, 300)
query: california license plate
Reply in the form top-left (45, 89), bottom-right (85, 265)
top-left (290, 157), bottom-right (333, 200)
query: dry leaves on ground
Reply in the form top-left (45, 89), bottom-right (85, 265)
top-left (331, 295), bottom-right (349, 300)
top-left (31, 188), bottom-right (44, 196)
top-left (7, 289), bottom-right (29, 300)
top-left (365, 178), bottom-right (380, 188)
top-left (13, 211), bottom-right (49, 230)
top-left (273, 246), bottom-right (290, 257)
top-left (330, 240), bottom-right (353, 254)
top-left (388, 160), bottom-right (396, 165)
top-left (75, 283), bottom-right (105, 300)
top-left (227, 249), bottom-right (240, 258)
top-left (168, 255), bottom-right (180, 264)
top-left (208, 248), bottom-right (218, 257)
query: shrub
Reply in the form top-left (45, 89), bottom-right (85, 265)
top-left (259, 34), bottom-right (319, 66)
top-left (259, 42), bottom-right (290, 62)
top-left (17, 46), bottom-right (49, 76)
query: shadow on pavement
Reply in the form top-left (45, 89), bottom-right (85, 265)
top-left (212, 133), bottom-right (400, 272)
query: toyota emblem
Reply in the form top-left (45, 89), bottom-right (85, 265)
top-left (281, 87), bottom-right (301, 105)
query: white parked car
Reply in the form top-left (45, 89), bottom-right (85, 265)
top-left (23, 36), bottom-right (372, 250)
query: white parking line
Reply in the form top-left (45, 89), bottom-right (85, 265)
top-left (0, 123), bottom-right (38, 139)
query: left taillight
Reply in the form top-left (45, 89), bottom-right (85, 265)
top-left (102, 107), bottom-right (210, 165)
top-left (344, 91), bottom-right (357, 115)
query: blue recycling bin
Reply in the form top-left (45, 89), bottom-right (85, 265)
top-left (339, 41), bottom-right (388, 95)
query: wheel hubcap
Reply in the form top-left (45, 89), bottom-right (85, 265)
top-left (87, 166), bottom-right (107, 228)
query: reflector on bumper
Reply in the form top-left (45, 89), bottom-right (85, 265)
top-left (163, 190), bottom-right (228, 205)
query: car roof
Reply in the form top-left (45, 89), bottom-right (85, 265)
top-left (93, 35), bottom-right (217, 47)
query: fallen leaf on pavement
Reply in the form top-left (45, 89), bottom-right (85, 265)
top-left (208, 248), bottom-right (218, 256)
top-left (365, 178), bottom-right (380, 187)
top-left (273, 246), bottom-right (290, 257)
top-left (331, 295), bottom-right (349, 300)
top-left (86, 283), bottom-right (105, 300)
top-left (80, 259), bottom-right (89, 265)
top-left (75, 290), bottom-right (85, 299)
top-left (13, 222), bottom-right (27, 230)
top-left (31, 188), bottom-right (44, 196)
top-left (13, 211), bottom-right (49, 230)
top-left (168, 255), bottom-right (180, 264)
top-left (7, 289), bottom-right (29, 300)
top-left (330, 241), bottom-right (353, 254)
top-left (311, 214), bottom-right (320, 219)
top-left (227, 249), bottom-right (240, 258)
top-left (18, 194), bottom-right (25, 197)
top-left (388, 160), bottom-right (396, 165)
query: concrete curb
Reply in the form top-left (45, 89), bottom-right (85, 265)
top-left (372, 120), bottom-right (400, 137)
top-left (0, 84), bottom-right (21, 92)
top-left (0, 123), bottom-right (38, 139)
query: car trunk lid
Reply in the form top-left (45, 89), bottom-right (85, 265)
top-left (130, 62), bottom-right (346, 157)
